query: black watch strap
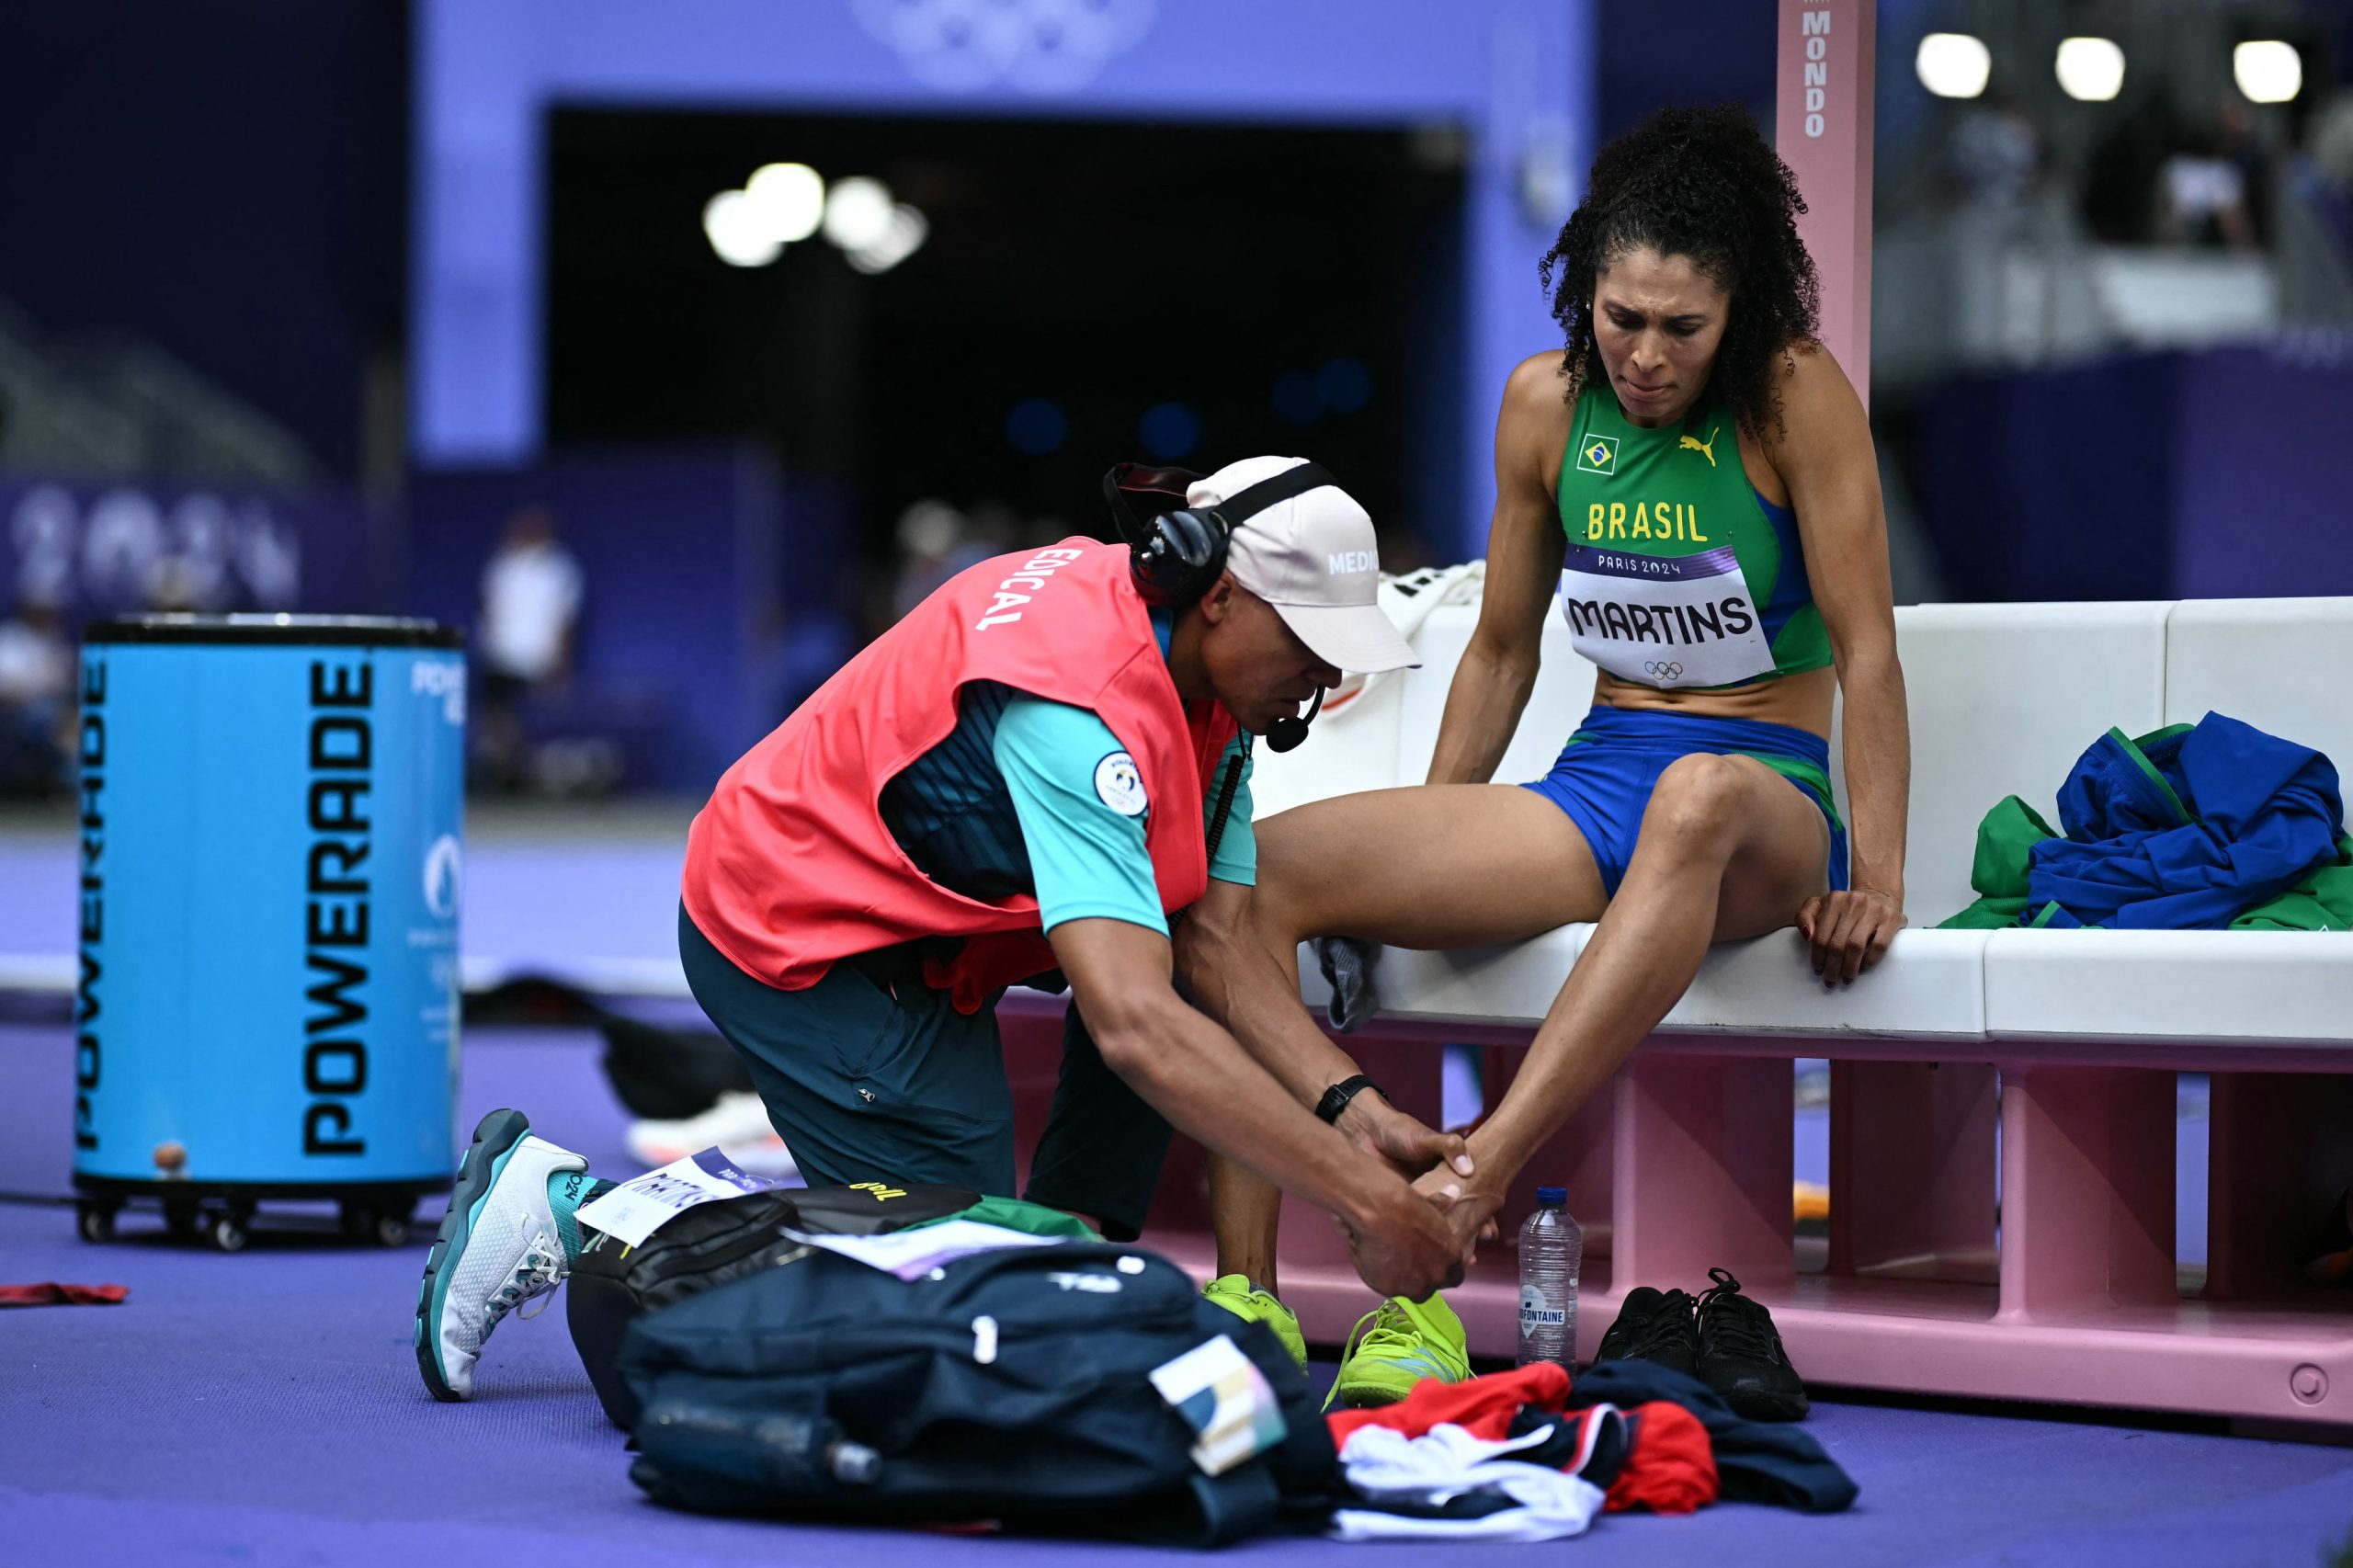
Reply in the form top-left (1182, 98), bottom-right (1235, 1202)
top-left (1314, 1074), bottom-right (1387, 1125)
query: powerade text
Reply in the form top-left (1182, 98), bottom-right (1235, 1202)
top-left (74, 659), bottom-right (107, 1151)
top-left (303, 660), bottom-right (374, 1155)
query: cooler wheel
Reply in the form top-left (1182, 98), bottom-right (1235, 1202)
top-left (343, 1199), bottom-right (413, 1247)
top-left (206, 1209), bottom-right (250, 1254)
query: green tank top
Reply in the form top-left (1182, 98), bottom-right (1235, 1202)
top-left (1552, 385), bottom-right (1831, 690)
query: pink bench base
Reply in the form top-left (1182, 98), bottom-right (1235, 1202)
top-left (998, 997), bottom-right (2353, 1430)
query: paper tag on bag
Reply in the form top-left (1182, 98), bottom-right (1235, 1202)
top-left (1148, 1334), bottom-right (1288, 1476)
top-left (574, 1148), bottom-right (785, 1247)
top-left (784, 1220), bottom-right (1064, 1280)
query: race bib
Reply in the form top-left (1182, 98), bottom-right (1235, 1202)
top-left (1556, 543), bottom-right (1774, 689)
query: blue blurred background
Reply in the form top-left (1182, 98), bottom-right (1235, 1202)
top-left (1, 0), bottom-right (2348, 803)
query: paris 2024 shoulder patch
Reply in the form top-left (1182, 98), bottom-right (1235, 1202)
top-left (1093, 751), bottom-right (1147, 816)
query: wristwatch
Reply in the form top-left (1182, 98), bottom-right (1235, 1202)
top-left (1314, 1074), bottom-right (1389, 1125)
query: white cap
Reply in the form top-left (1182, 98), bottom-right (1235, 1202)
top-left (1189, 457), bottom-right (1420, 675)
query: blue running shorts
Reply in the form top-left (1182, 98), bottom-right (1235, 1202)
top-left (1520, 704), bottom-right (1849, 898)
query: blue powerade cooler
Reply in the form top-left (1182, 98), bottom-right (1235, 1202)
top-left (72, 616), bottom-right (467, 1251)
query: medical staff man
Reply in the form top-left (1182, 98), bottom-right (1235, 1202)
top-left (416, 457), bottom-right (1476, 1401)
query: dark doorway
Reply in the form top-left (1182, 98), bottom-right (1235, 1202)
top-left (544, 107), bottom-right (1465, 590)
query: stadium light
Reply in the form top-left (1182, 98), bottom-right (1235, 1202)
top-left (744, 163), bottom-right (826, 244)
top-left (704, 165), bottom-right (927, 271)
top-left (824, 177), bottom-right (897, 252)
top-left (847, 204), bottom-right (929, 275)
top-left (702, 190), bottom-right (782, 267)
top-left (2234, 41), bottom-right (2302, 105)
top-left (1915, 33), bottom-right (1991, 99)
top-left (2055, 37), bottom-right (2125, 103)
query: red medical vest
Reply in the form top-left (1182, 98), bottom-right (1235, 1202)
top-left (682, 539), bottom-right (1241, 1013)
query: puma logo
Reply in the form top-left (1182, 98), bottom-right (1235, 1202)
top-left (1679, 427), bottom-right (1720, 468)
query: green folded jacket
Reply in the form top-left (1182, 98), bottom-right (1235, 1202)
top-left (1939, 796), bottom-right (2353, 932)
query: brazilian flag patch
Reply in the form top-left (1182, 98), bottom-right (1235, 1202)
top-left (1575, 433), bottom-right (1619, 475)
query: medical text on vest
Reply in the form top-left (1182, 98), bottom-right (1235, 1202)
top-left (974, 549), bottom-right (1086, 630)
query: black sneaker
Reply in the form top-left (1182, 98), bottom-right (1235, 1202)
top-left (1593, 1285), bottom-right (1699, 1377)
top-left (1695, 1267), bottom-right (1809, 1421)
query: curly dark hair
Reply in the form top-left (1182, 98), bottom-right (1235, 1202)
top-left (1539, 103), bottom-right (1820, 442)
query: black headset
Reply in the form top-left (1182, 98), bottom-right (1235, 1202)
top-left (1101, 459), bottom-right (1339, 754)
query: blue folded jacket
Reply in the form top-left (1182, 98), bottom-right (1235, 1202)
top-left (2029, 713), bottom-right (2346, 929)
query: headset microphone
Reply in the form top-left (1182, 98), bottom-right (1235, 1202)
top-left (1264, 685), bottom-right (1325, 755)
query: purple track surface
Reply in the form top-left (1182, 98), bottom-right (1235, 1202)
top-left (5, 1022), bottom-right (2351, 1566)
top-left (1, 817), bottom-right (2347, 1562)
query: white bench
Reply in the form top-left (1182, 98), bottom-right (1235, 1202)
top-left (1160, 594), bottom-right (2353, 1428)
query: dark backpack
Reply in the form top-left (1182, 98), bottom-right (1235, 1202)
top-left (617, 1241), bottom-right (1339, 1546)
top-left (566, 1182), bottom-right (976, 1428)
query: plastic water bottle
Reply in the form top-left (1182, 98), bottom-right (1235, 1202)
top-left (1518, 1186), bottom-right (1582, 1368)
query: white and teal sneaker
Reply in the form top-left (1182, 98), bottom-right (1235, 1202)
top-left (415, 1108), bottom-right (588, 1402)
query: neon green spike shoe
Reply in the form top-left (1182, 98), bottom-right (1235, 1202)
top-left (1327, 1292), bottom-right (1471, 1410)
top-left (1202, 1274), bottom-right (1309, 1370)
